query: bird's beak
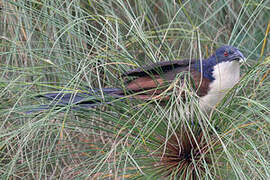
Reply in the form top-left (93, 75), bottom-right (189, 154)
top-left (236, 49), bottom-right (246, 63)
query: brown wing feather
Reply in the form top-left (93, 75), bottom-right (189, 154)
top-left (126, 75), bottom-right (164, 91)
top-left (119, 62), bottom-right (211, 101)
top-left (190, 70), bottom-right (211, 97)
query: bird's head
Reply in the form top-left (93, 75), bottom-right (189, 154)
top-left (212, 45), bottom-right (246, 64)
top-left (195, 45), bottom-right (246, 81)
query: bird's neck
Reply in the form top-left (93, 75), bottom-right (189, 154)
top-left (193, 57), bottom-right (240, 82)
top-left (193, 57), bottom-right (217, 81)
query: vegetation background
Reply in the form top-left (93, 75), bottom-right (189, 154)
top-left (0, 0), bottom-right (269, 179)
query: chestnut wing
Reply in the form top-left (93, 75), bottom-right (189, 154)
top-left (124, 69), bottom-right (211, 100)
top-left (120, 59), bottom-right (210, 100)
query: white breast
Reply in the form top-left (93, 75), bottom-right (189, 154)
top-left (199, 61), bottom-right (240, 111)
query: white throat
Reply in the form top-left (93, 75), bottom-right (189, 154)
top-left (200, 61), bottom-right (240, 111)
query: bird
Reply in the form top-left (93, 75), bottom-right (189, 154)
top-left (33, 45), bottom-right (245, 112)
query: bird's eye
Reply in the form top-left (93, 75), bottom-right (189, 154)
top-left (224, 51), bottom-right (229, 57)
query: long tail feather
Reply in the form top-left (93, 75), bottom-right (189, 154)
top-left (28, 88), bottom-right (124, 113)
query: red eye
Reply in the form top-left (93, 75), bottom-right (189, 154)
top-left (224, 51), bottom-right (229, 57)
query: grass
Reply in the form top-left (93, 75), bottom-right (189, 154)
top-left (0, 0), bottom-right (270, 179)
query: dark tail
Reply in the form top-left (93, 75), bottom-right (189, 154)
top-left (28, 88), bottom-right (124, 113)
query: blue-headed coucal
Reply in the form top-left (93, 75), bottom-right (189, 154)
top-left (34, 45), bottom-right (245, 112)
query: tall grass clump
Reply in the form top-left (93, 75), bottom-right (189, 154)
top-left (0, 0), bottom-right (269, 179)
